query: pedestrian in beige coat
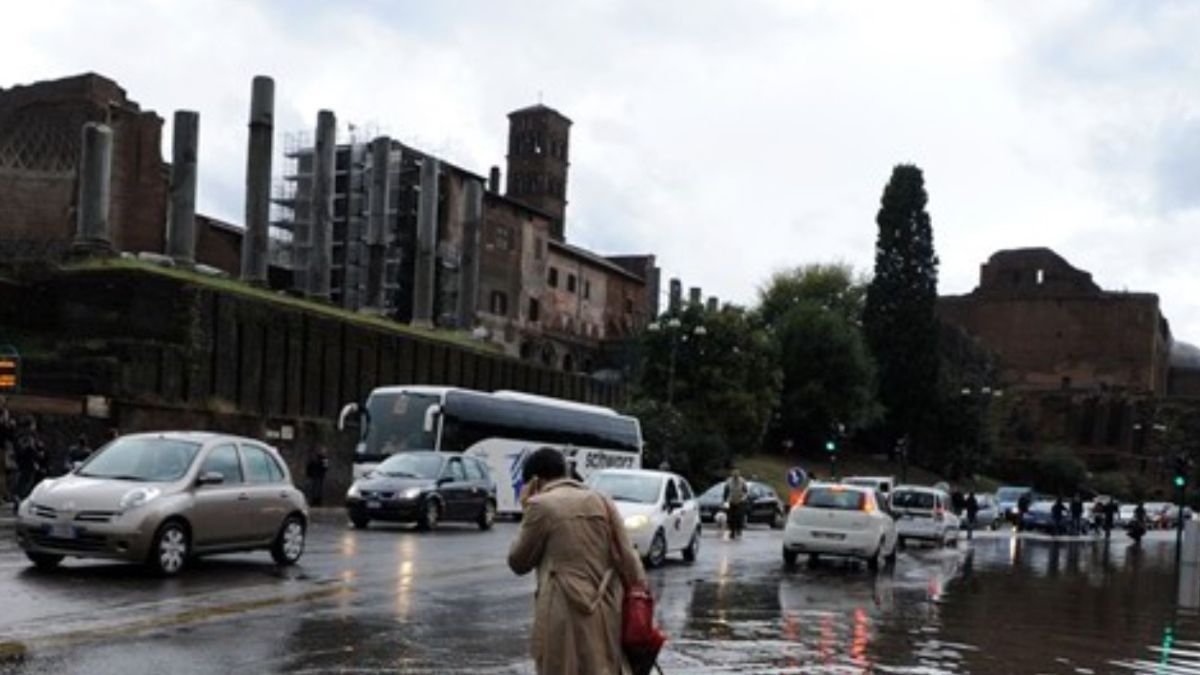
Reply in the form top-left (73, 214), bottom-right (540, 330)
top-left (508, 448), bottom-right (647, 675)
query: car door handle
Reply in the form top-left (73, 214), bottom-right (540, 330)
top-left (238, 493), bottom-right (250, 501)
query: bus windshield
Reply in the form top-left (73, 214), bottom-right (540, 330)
top-left (361, 391), bottom-right (440, 460)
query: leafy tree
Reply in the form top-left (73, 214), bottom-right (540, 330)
top-left (863, 164), bottom-right (941, 461)
top-left (758, 263), bottom-right (866, 327)
top-left (773, 301), bottom-right (879, 452)
top-left (929, 322), bottom-right (1000, 478)
top-left (1035, 447), bottom-right (1088, 496)
top-left (635, 304), bottom-right (781, 472)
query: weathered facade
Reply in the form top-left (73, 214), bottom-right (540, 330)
top-left (939, 248), bottom-right (1171, 395)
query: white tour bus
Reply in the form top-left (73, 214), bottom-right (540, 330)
top-left (339, 386), bottom-right (643, 515)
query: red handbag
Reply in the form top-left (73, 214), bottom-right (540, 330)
top-left (604, 499), bottom-right (667, 654)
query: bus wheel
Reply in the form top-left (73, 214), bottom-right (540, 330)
top-left (418, 499), bottom-right (441, 532)
top-left (478, 501), bottom-right (496, 531)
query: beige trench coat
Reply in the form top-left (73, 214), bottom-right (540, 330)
top-left (508, 479), bottom-right (647, 675)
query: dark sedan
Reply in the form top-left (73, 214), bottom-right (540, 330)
top-left (698, 480), bottom-right (786, 529)
top-left (345, 451), bottom-right (496, 531)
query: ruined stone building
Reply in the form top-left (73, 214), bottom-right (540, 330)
top-left (272, 103), bottom-right (659, 373)
top-left (0, 73), bottom-right (659, 376)
top-left (0, 73), bottom-right (287, 277)
top-left (938, 248), bottom-right (1197, 468)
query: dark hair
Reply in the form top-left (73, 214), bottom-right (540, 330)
top-left (522, 447), bottom-right (567, 483)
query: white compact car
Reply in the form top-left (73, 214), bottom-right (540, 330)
top-left (588, 469), bottom-right (701, 568)
top-left (891, 485), bottom-right (960, 547)
top-left (782, 483), bottom-right (897, 570)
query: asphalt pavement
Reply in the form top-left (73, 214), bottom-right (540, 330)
top-left (0, 512), bottom-right (1195, 674)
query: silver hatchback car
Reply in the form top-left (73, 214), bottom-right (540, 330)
top-left (15, 432), bottom-right (309, 575)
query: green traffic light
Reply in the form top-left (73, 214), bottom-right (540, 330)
top-left (825, 440), bottom-right (836, 452)
top-left (1175, 476), bottom-right (1186, 489)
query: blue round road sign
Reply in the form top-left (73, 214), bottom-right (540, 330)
top-left (787, 467), bottom-right (807, 489)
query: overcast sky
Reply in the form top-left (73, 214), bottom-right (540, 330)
top-left (3, 1), bottom-right (1198, 341)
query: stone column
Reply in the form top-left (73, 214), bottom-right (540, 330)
top-left (166, 110), bottom-right (199, 265)
top-left (308, 109), bottom-right (336, 300)
top-left (457, 178), bottom-right (483, 327)
top-left (241, 76), bottom-right (274, 285)
top-left (412, 156), bottom-right (440, 327)
top-left (668, 278), bottom-right (682, 314)
top-left (488, 166), bottom-right (501, 194)
top-left (365, 136), bottom-right (391, 310)
top-left (73, 122), bottom-right (114, 254)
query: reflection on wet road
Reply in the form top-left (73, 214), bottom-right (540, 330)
top-left (1, 515), bottom-right (1198, 674)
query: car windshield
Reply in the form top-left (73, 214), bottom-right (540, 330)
top-left (373, 453), bottom-right (444, 479)
top-left (892, 491), bottom-right (936, 509)
top-left (803, 487), bottom-right (865, 510)
top-left (997, 487), bottom-right (1029, 502)
top-left (590, 473), bottom-right (662, 504)
top-left (77, 437), bottom-right (201, 482)
top-left (700, 484), bottom-right (724, 502)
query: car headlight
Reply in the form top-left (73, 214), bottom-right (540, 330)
top-left (624, 514), bottom-right (651, 531)
top-left (119, 487), bottom-right (161, 511)
top-left (402, 487), bottom-right (422, 500)
top-left (346, 483), bottom-right (361, 499)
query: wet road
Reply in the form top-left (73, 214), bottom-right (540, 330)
top-left (0, 513), bottom-right (1198, 674)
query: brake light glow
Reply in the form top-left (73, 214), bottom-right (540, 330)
top-left (793, 489), bottom-right (809, 507)
top-left (862, 495), bottom-right (876, 514)
top-left (934, 505), bottom-right (945, 521)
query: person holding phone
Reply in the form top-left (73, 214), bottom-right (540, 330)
top-left (508, 447), bottom-right (645, 674)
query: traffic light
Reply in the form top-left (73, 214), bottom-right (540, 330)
top-left (1173, 455), bottom-right (1190, 490)
top-left (825, 439), bottom-right (836, 453)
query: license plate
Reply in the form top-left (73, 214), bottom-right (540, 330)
top-left (813, 531), bottom-right (845, 540)
top-left (51, 523), bottom-right (76, 539)
top-left (367, 501), bottom-right (382, 510)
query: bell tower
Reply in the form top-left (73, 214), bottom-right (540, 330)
top-left (505, 104), bottom-right (571, 240)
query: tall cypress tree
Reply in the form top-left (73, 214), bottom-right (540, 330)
top-left (863, 164), bottom-right (940, 455)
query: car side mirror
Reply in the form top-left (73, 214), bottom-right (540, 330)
top-left (437, 476), bottom-right (453, 486)
top-left (667, 499), bottom-right (684, 512)
top-left (197, 471), bottom-right (225, 486)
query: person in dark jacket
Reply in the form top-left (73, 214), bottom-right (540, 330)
top-left (1051, 497), bottom-right (1067, 536)
top-left (965, 492), bottom-right (979, 540)
top-left (0, 400), bottom-right (14, 504)
top-left (1070, 494), bottom-right (1085, 535)
top-left (13, 416), bottom-right (46, 511)
top-left (1102, 500), bottom-right (1118, 540)
top-left (305, 448), bottom-right (329, 506)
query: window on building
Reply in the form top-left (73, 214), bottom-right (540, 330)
top-left (548, 267), bottom-right (559, 288)
top-left (490, 291), bottom-right (508, 317)
top-left (494, 226), bottom-right (513, 251)
top-left (583, 280), bottom-right (591, 300)
top-left (625, 298), bottom-right (634, 314)
top-left (1036, 268), bottom-right (1045, 285)
top-left (567, 274), bottom-right (577, 293)
top-left (534, 236), bottom-right (544, 260)
top-left (528, 298), bottom-right (540, 322)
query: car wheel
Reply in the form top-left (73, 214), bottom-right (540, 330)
top-left (897, 536), bottom-right (907, 550)
top-left (478, 500), bottom-right (497, 531)
top-left (783, 548), bottom-right (798, 568)
top-left (26, 551), bottom-right (63, 571)
top-left (147, 520), bottom-right (190, 577)
top-left (351, 515), bottom-right (370, 530)
top-left (807, 553), bottom-right (821, 568)
top-left (771, 508), bottom-right (785, 530)
top-left (682, 527), bottom-right (701, 563)
top-left (271, 516), bottom-right (306, 566)
top-left (417, 499), bottom-right (441, 532)
top-left (646, 530), bottom-right (667, 568)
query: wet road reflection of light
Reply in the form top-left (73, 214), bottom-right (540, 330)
top-left (394, 536), bottom-right (417, 620)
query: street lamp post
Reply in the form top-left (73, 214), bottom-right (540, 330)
top-left (647, 317), bottom-right (706, 407)
top-left (961, 385), bottom-right (1003, 479)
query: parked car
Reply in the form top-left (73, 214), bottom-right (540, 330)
top-left (16, 432), bottom-right (309, 576)
top-left (995, 486), bottom-right (1034, 524)
top-left (697, 480), bottom-right (786, 528)
top-left (961, 493), bottom-right (1000, 529)
top-left (843, 476), bottom-right (896, 497)
top-left (1117, 504), bottom-right (1138, 527)
top-left (588, 468), bottom-right (701, 568)
top-left (782, 483), bottom-right (898, 570)
top-left (345, 451), bottom-right (497, 531)
top-left (1021, 500), bottom-right (1091, 535)
top-left (891, 485), bottom-right (960, 547)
